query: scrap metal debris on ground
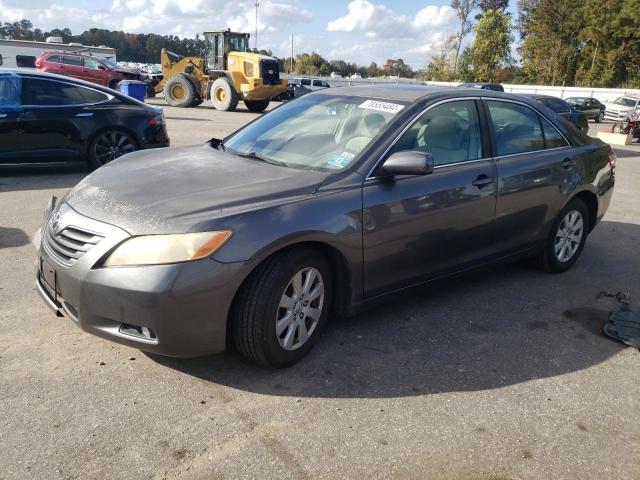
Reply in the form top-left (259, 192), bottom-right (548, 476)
top-left (597, 291), bottom-right (640, 349)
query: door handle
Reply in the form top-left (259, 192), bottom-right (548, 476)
top-left (75, 112), bottom-right (94, 117)
top-left (472, 175), bottom-right (494, 188)
top-left (561, 158), bottom-right (576, 169)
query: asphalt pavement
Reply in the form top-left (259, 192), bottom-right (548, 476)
top-left (0, 102), bottom-right (639, 480)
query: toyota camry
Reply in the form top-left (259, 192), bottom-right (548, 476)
top-left (36, 85), bottom-right (615, 367)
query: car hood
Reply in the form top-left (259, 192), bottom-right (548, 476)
top-left (115, 68), bottom-right (142, 76)
top-left (64, 144), bottom-right (328, 235)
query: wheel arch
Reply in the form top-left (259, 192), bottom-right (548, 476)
top-left (569, 189), bottom-right (599, 232)
top-left (225, 240), bottom-right (355, 347)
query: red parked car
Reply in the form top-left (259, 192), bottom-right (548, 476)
top-left (35, 51), bottom-right (144, 90)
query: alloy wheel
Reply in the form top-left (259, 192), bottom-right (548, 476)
top-left (554, 210), bottom-right (584, 262)
top-left (276, 267), bottom-right (325, 351)
top-left (93, 131), bottom-right (136, 165)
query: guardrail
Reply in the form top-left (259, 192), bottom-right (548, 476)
top-left (282, 74), bottom-right (640, 102)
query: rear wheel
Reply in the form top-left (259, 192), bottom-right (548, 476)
top-left (244, 99), bottom-right (270, 113)
top-left (536, 198), bottom-right (589, 273)
top-left (596, 111), bottom-right (604, 123)
top-left (210, 78), bottom-right (238, 111)
top-left (108, 80), bottom-right (120, 90)
top-left (88, 130), bottom-right (138, 169)
top-left (163, 75), bottom-right (197, 108)
top-left (232, 248), bottom-right (333, 368)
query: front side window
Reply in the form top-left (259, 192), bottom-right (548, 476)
top-left (300, 79), bottom-right (311, 86)
top-left (487, 101), bottom-right (544, 156)
top-left (0, 74), bottom-right (22, 109)
top-left (389, 100), bottom-right (482, 166)
top-left (101, 57), bottom-right (118, 69)
top-left (613, 97), bottom-right (636, 107)
top-left (22, 78), bottom-right (86, 106)
top-left (224, 95), bottom-right (406, 171)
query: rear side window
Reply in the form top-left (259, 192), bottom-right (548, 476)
top-left (45, 55), bottom-right (63, 64)
top-left (78, 87), bottom-right (109, 104)
top-left (300, 78), bottom-right (310, 86)
top-left (16, 55), bottom-right (36, 68)
top-left (22, 78), bottom-right (86, 106)
top-left (62, 56), bottom-right (82, 66)
top-left (486, 101), bottom-right (544, 156)
top-left (541, 117), bottom-right (569, 148)
top-left (389, 100), bottom-right (483, 166)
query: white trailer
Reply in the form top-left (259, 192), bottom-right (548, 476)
top-left (0, 38), bottom-right (116, 69)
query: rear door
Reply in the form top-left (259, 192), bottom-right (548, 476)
top-left (82, 57), bottom-right (107, 85)
top-left (485, 99), bottom-right (574, 252)
top-left (60, 55), bottom-right (86, 81)
top-left (18, 76), bottom-right (108, 163)
top-left (362, 99), bottom-right (497, 296)
top-left (0, 74), bottom-right (22, 164)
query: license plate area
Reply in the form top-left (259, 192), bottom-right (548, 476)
top-left (40, 256), bottom-right (58, 300)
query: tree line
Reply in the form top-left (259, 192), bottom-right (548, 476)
top-left (2, 2), bottom-right (639, 88)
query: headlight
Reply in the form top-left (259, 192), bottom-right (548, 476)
top-left (104, 231), bottom-right (232, 267)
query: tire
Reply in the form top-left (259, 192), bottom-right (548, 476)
top-left (163, 75), bottom-right (197, 108)
top-left (210, 78), bottom-right (238, 111)
top-left (595, 111), bottom-right (604, 123)
top-left (88, 130), bottom-right (138, 169)
top-left (244, 99), bottom-right (270, 113)
top-left (108, 80), bottom-right (120, 91)
top-left (232, 248), bottom-right (333, 368)
top-left (536, 198), bottom-right (589, 273)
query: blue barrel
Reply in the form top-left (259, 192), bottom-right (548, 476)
top-left (118, 80), bottom-right (147, 102)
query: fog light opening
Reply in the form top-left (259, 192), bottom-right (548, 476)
top-left (119, 323), bottom-right (157, 341)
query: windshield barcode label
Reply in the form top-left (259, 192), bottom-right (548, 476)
top-left (358, 100), bottom-right (405, 114)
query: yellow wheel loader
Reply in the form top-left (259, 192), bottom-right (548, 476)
top-left (155, 30), bottom-right (287, 112)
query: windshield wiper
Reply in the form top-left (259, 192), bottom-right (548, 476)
top-left (235, 151), bottom-right (287, 167)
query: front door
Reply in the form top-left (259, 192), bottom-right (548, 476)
top-left (362, 99), bottom-right (497, 297)
top-left (0, 74), bottom-right (22, 164)
top-left (82, 57), bottom-right (108, 86)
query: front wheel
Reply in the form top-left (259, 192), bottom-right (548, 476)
top-left (232, 248), bottom-right (333, 368)
top-left (596, 111), bottom-right (604, 123)
top-left (536, 198), bottom-right (589, 273)
top-left (210, 78), bottom-right (238, 111)
top-left (244, 99), bottom-right (270, 113)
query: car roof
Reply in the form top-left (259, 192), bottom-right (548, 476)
top-left (520, 93), bottom-right (567, 101)
top-left (0, 68), bottom-right (149, 107)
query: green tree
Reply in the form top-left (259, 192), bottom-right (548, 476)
top-left (450, 0), bottom-right (478, 74)
top-left (468, 9), bottom-right (512, 81)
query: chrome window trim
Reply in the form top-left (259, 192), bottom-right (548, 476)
top-left (493, 145), bottom-right (573, 161)
top-left (366, 97), bottom-right (486, 179)
top-left (20, 76), bottom-right (114, 108)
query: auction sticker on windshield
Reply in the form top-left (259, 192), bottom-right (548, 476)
top-left (358, 99), bottom-right (405, 114)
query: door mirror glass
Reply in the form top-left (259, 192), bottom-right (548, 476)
top-left (380, 151), bottom-right (434, 176)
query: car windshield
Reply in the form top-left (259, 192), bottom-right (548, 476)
top-left (223, 94), bottom-right (407, 171)
top-left (612, 97), bottom-right (636, 107)
top-left (101, 57), bottom-right (118, 69)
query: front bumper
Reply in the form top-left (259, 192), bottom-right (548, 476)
top-left (35, 203), bottom-right (246, 357)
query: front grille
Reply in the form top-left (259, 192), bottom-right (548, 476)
top-left (260, 59), bottom-right (280, 85)
top-left (44, 225), bottom-right (103, 265)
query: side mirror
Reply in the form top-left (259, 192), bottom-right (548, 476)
top-left (98, 65), bottom-right (107, 70)
top-left (380, 150), bottom-right (434, 176)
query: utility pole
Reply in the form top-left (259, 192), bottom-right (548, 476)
top-left (254, 2), bottom-right (259, 50)
top-left (290, 35), bottom-right (294, 73)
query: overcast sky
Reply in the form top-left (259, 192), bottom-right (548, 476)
top-left (0, 0), bottom-right (519, 67)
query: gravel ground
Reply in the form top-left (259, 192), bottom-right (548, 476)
top-left (0, 101), bottom-right (639, 480)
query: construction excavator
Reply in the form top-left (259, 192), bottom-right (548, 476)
top-left (154, 29), bottom-right (287, 112)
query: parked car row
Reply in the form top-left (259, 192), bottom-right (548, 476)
top-left (0, 70), bottom-right (169, 169)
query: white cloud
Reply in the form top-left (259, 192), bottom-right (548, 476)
top-left (327, 0), bottom-right (406, 38)
top-left (0, 0), bottom-right (312, 40)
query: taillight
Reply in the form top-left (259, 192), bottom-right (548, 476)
top-left (608, 150), bottom-right (616, 170)
top-left (35, 59), bottom-right (42, 68)
top-left (148, 114), bottom-right (163, 126)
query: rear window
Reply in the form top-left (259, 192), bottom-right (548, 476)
top-left (300, 79), bottom-right (311, 86)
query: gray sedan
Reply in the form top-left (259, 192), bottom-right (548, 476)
top-left (36, 85), bottom-right (616, 367)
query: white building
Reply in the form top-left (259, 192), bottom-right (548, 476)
top-left (0, 38), bottom-right (116, 68)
